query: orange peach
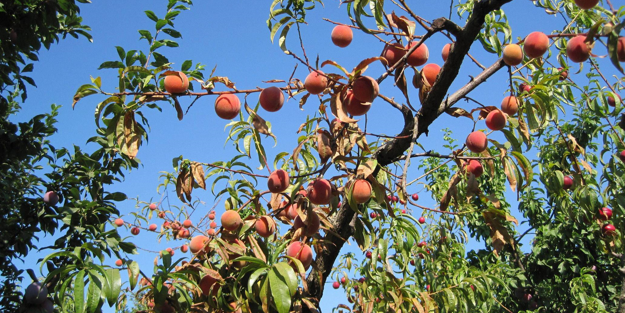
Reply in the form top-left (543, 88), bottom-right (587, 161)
top-left (422, 64), bottom-right (441, 86)
top-left (307, 179), bottom-right (333, 205)
top-left (405, 41), bottom-right (429, 67)
top-left (259, 86), bottom-right (285, 112)
top-left (503, 44), bottom-right (523, 66)
top-left (523, 32), bottom-right (549, 59)
top-left (182, 219), bottom-right (192, 228)
top-left (467, 160), bottom-right (484, 177)
top-left (466, 131), bottom-right (488, 153)
top-left (617, 37), bottom-right (625, 62)
top-left (255, 215), bottom-right (276, 237)
top-left (114, 218), bottom-right (124, 227)
top-left (331, 25), bottom-right (353, 48)
top-left (267, 169), bottom-right (290, 193)
top-left (344, 91), bottom-right (371, 116)
top-left (304, 70), bottom-right (328, 95)
top-left (293, 211), bottom-right (321, 236)
top-left (383, 43), bottom-right (406, 67)
top-left (441, 43), bottom-right (451, 62)
top-left (189, 235), bottom-right (209, 254)
top-left (214, 94), bottom-right (241, 120)
top-left (115, 259), bottom-right (123, 267)
top-left (207, 228), bottom-right (216, 236)
top-left (485, 110), bottom-right (507, 131)
top-left (352, 179), bottom-right (372, 204)
top-left (221, 210), bottom-right (242, 231)
top-left (164, 72), bottom-right (189, 94)
top-left (352, 76), bottom-right (379, 103)
top-left (180, 244), bottom-right (188, 253)
top-left (566, 35), bottom-right (591, 63)
top-left (286, 241), bottom-right (313, 269)
top-left (148, 224), bottom-right (157, 231)
top-left (574, 0), bottom-right (599, 9)
top-left (501, 95), bottom-right (519, 115)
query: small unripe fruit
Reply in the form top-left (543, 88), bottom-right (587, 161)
top-left (405, 42), bottom-right (429, 67)
top-left (599, 207), bottom-right (613, 221)
top-left (24, 282), bottom-right (48, 305)
top-left (166, 247), bottom-right (174, 256)
top-left (620, 150), bottom-right (625, 163)
top-left (149, 203), bottom-right (157, 210)
top-left (603, 224), bottom-right (616, 235)
top-left (214, 94), bottom-right (241, 120)
top-left (207, 228), bottom-right (216, 236)
top-left (181, 244), bottom-right (188, 253)
top-left (563, 176), bottom-right (573, 190)
top-left (333, 281), bottom-right (340, 289)
top-left (131, 227), bottom-right (140, 235)
top-left (503, 44), bottom-right (523, 66)
top-left (158, 211), bottom-right (166, 218)
top-left (519, 83), bottom-right (532, 94)
top-left (441, 43), bottom-right (451, 62)
top-left (208, 213), bottom-right (216, 220)
top-left (401, 209), bottom-right (406, 214)
top-left (307, 179), bottom-right (333, 205)
top-left (149, 224), bottom-right (157, 231)
top-left (255, 215), bottom-right (276, 237)
top-left (293, 212), bottom-right (321, 236)
top-left (189, 235), bottom-right (209, 254)
top-left (183, 219), bottom-right (192, 228)
top-left (417, 241), bottom-right (426, 248)
top-left (383, 43), bottom-right (406, 67)
top-left (410, 259), bottom-right (416, 265)
top-left (114, 218), bottom-right (124, 227)
top-left (418, 217), bottom-right (425, 224)
top-left (331, 25), bottom-right (353, 48)
top-left (574, 0), bottom-right (599, 10)
top-left (352, 76), bottom-right (379, 103)
top-left (352, 179), bottom-right (372, 204)
top-left (344, 91), bottom-right (371, 116)
top-left (392, 195), bottom-right (399, 203)
top-left (466, 131), bottom-right (488, 153)
top-left (164, 72), bottom-right (189, 94)
top-left (370, 212), bottom-right (377, 219)
top-left (268, 169), bottom-right (290, 193)
top-left (341, 277), bottom-right (347, 284)
top-left (422, 64), bottom-right (441, 86)
top-left (259, 86), bottom-right (285, 112)
top-left (566, 36), bottom-right (591, 63)
top-left (558, 67), bottom-right (568, 80)
top-left (366, 251), bottom-right (372, 259)
top-left (523, 32), bottom-right (549, 59)
top-left (286, 242), bottom-right (313, 269)
top-left (412, 193), bottom-right (419, 201)
top-left (485, 110), bottom-right (507, 131)
top-left (221, 210), bottom-right (242, 231)
top-left (210, 221), bottom-right (217, 229)
top-left (115, 259), bottom-right (123, 267)
top-left (304, 70), bottom-right (328, 95)
top-left (467, 160), bottom-right (484, 178)
top-left (43, 191), bottom-right (59, 206)
top-left (501, 95), bottom-right (519, 115)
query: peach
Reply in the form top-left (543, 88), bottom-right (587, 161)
top-left (485, 110), bottom-right (507, 131)
top-left (164, 72), bottom-right (189, 94)
top-left (467, 160), bottom-right (484, 178)
top-left (599, 207), bottom-right (613, 221)
top-left (221, 210), bottom-right (242, 231)
top-left (442, 43), bottom-right (451, 62)
top-left (523, 32), bottom-right (549, 59)
top-left (558, 67), bottom-right (568, 80)
top-left (148, 224), bottom-right (157, 231)
top-left (307, 179), bottom-right (333, 205)
top-left (43, 191), bottom-right (59, 206)
top-left (501, 95), bottom-right (519, 115)
top-left (519, 83), bottom-right (532, 94)
top-left (114, 218), bottom-right (124, 227)
top-left (115, 259), bottom-right (123, 267)
top-left (182, 219), bottom-right (192, 228)
top-left (304, 70), bottom-right (328, 95)
top-left (214, 94), bottom-right (241, 120)
top-left (563, 176), bottom-right (573, 190)
top-left (42, 299), bottom-right (53, 313)
top-left (208, 213), bottom-right (215, 220)
top-left (331, 25), bottom-right (353, 48)
top-left (181, 244), bottom-right (188, 253)
top-left (603, 223), bottom-right (616, 235)
top-left (383, 43), bottom-right (406, 67)
top-left (178, 229), bottom-right (190, 238)
top-left (466, 131), bottom-right (488, 153)
top-left (286, 241), bottom-right (313, 269)
top-left (405, 41), bottom-right (429, 67)
top-left (259, 86), bottom-right (285, 112)
top-left (267, 169), bottom-right (290, 193)
top-left (503, 44), bottom-right (523, 66)
top-left (200, 275), bottom-right (220, 296)
top-left (344, 91), bottom-right (371, 116)
top-left (149, 203), bottom-right (157, 210)
top-left (352, 179), bottom-right (372, 204)
top-left (131, 227), bottom-right (140, 235)
top-left (207, 229), bottom-right (216, 236)
top-left (574, 0), bottom-right (599, 9)
top-left (352, 76), bottom-right (379, 103)
top-left (620, 150), bottom-right (625, 163)
top-left (24, 282), bottom-right (48, 305)
top-left (618, 37), bottom-right (625, 62)
top-left (293, 211), bottom-right (321, 236)
top-left (285, 203), bottom-right (299, 220)
top-left (608, 94), bottom-right (621, 107)
top-left (422, 64), bottom-right (441, 86)
top-left (566, 36), bottom-right (591, 63)
top-left (210, 221), bottom-right (217, 229)
top-left (255, 215), bottom-right (276, 237)
top-left (189, 235), bottom-right (209, 254)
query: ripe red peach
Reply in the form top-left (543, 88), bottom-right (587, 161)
top-left (304, 70), bottom-right (328, 95)
top-left (208, 213), bottom-right (215, 220)
top-left (405, 41), bottom-right (429, 67)
top-left (183, 219), bottom-right (192, 228)
top-left (558, 67), bottom-right (568, 80)
top-left (523, 32), bottom-right (549, 59)
top-left (442, 43), bottom-right (451, 62)
top-left (352, 76), bottom-right (379, 103)
top-left (563, 176), bottom-right (573, 190)
top-left (333, 281), bottom-right (340, 289)
top-left (164, 72), bottom-right (189, 94)
top-left (618, 37), bottom-right (625, 62)
top-left (148, 224), bottom-right (157, 231)
top-left (422, 64), bottom-right (441, 86)
top-left (466, 131), bottom-right (488, 153)
top-left (307, 179), bottom-right (333, 205)
top-left (519, 83), bottom-right (532, 94)
top-left (210, 221), bottom-right (217, 229)
top-left (620, 150), bottom-right (625, 163)
top-left (268, 169), bottom-right (290, 193)
top-left (200, 275), bottom-right (220, 296)
top-left (608, 94), bottom-right (621, 107)
top-left (255, 215), bottom-right (276, 237)
top-left (114, 218), bottom-right (124, 227)
top-left (383, 43), bottom-right (406, 67)
top-left (286, 241), bottom-right (313, 269)
top-left (259, 86), bottom-right (285, 112)
top-left (485, 110), bottom-right (507, 131)
top-left (180, 244), bottom-right (188, 253)
top-left (293, 211), bottom-right (321, 236)
top-left (331, 25), bottom-right (353, 48)
top-left (178, 229), bottom-right (190, 238)
top-left (285, 203), bottom-right (299, 220)
top-left (344, 91), bottom-right (371, 116)
top-left (352, 179), bottom-right (372, 204)
top-left (189, 235), bottom-right (209, 254)
top-left (574, 0), bottom-right (599, 9)
top-left (566, 36), bottom-right (591, 63)
top-left (467, 160), bottom-right (484, 178)
top-left (207, 228), bottom-right (216, 236)
top-left (130, 227), bottom-right (140, 235)
top-left (214, 94), bottom-right (241, 120)
top-left (43, 191), bottom-right (59, 206)
top-left (603, 224), bottom-right (616, 235)
top-left (221, 210), bottom-right (242, 231)
top-left (115, 259), bottom-right (123, 267)
top-left (503, 44), bottom-right (523, 66)
top-left (599, 207), bottom-right (613, 221)
top-left (149, 203), bottom-right (157, 210)
top-left (501, 95), bottom-right (519, 115)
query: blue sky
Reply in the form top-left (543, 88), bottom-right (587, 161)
top-left (13, 0), bottom-right (623, 311)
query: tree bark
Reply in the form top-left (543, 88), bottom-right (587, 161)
top-left (304, 0), bottom-right (513, 310)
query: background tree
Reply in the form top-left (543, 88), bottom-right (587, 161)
top-left (5, 0), bottom-right (625, 312)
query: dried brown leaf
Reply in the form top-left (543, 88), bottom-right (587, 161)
top-left (208, 76), bottom-right (236, 89)
top-left (244, 102), bottom-right (276, 140)
top-left (331, 92), bottom-right (358, 123)
top-left (316, 129), bottom-right (334, 163)
top-left (503, 157), bottom-right (517, 192)
top-left (445, 107), bottom-right (473, 119)
top-left (440, 173), bottom-right (461, 211)
top-left (174, 97), bottom-right (184, 121)
top-left (391, 12), bottom-right (416, 37)
top-left (356, 159), bottom-right (377, 179)
top-left (191, 162), bottom-right (206, 190)
top-left (351, 57), bottom-right (388, 76)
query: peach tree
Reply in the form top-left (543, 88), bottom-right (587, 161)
top-left (20, 0), bottom-right (625, 312)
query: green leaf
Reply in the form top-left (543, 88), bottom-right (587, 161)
top-left (98, 61), bottom-right (124, 69)
top-left (127, 260), bottom-right (140, 290)
top-left (273, 262), bottom-right (297, 297)
top-left (268, 266), bottom-right (292, 313)
top-left (74, 270), bottom-right (86, 313)
top-left (156, 19), bottom-right (167, 30)
top-left (104, 269), bottom-right (121, 307)
top-left (145, 10), bottom-right (158, 22)
top-left (270, 16), bottom-right (291, 43)
top-left (86, 272), bottom-right (102, 313)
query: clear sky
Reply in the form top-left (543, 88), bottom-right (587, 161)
top-left (14, 0), bottom-right (622, 312)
